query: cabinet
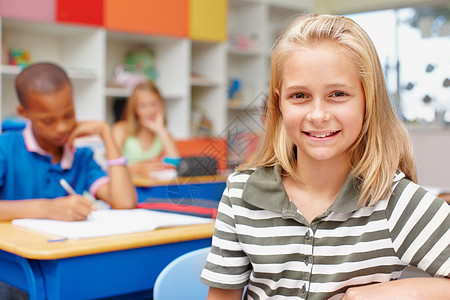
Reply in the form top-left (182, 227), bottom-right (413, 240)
top-left (0, 18), bottom-right (104, 122)
top-left (105, 31), bottom-right (191, 138)
top-left (226, 0), bottom-right (311, 165)
top-left (0, 0), bottom-right (313, 145)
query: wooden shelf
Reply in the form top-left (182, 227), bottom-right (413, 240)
top-left (190, 76), bottom-right (221, 87)
top-left (105, 86), bottom-right (184, 100)
top-left (228, 45), bottom-right (263, 56)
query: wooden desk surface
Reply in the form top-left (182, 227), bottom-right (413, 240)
top-left (0, 221), bottom-right (215, 260)
top-left (132, 174), bottom-right (228, 187)
top-left (438, 193), bottom-right (450, 204)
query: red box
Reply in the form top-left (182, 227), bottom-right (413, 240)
top-left (56, 0), bottom-right (103, 26)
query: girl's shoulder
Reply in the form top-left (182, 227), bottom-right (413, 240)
top-left (226, 168), bottom-right (256, 183)
top-left (226, 165), bottom-right (280, 187)
top-left (112, 121), bottom-right (129, 146)
top-left (112, 120), bottom-right (127, 132)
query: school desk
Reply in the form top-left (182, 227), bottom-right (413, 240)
top-left (133, 175), bottom-right (227, 203)
top-left (0, 221), bottom-right (214, 300)
top-left (438, 193), bottom-right (450, 204)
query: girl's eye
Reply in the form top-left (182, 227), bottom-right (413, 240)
top-left (292, 93), bottom-right (307, 99)
top-left (331, 91), bottom-right (348, 97)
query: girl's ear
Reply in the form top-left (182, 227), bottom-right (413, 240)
top-left (16, 104), bottom-right (28, 119)
top-left (276, 88), bottom-right (281, 111)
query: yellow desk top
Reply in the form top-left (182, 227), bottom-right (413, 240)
top-left (132, 174), bottom-right (228, 187)
top-left (0, 221), bottom-right (215, 260)
top-left (438, 193), bottom-right (450, 204)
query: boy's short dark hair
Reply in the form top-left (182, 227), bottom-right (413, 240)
top-left (15, 62), bottom-right (71, 107)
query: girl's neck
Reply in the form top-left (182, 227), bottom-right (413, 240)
top-left (136, 126), bottom-right (156, 151)
top-left (295, 156), bottom-right (351, 197)
top-left (138, 126), bottom-right (155, 137)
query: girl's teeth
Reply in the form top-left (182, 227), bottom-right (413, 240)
top-left (310, 131), bottom-right (335, 138)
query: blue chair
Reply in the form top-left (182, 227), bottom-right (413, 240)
top-left (153, 246), bottom-right (211, 300)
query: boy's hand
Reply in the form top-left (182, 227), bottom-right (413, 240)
top-left (67, 121), bottom-right (108, 151)
top-left (48, 195), bottom-right (97, 221)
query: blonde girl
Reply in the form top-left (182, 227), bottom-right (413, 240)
top-left (201, 14), bottom-right (449, 299)
top-left (113, 81), bottom-right (179, 177)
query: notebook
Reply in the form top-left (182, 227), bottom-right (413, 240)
top-left (12, 209), bottom-right (214, 240)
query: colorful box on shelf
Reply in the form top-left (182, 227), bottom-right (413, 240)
top-left (0, 0), bottom-right (103, 26)
top-left (0, 0), bottom-right (227, 41)
top-left (189, 0), bottom-right (227, 42)
top-left (104, 0), bottom-right (189, 37)
top-left (56, 0), bottom-right (103, 26)
top-left (0, 0), bottom-right (55, 22)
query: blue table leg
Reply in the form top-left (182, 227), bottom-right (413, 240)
top-left (0, 250), bottom-right (46, 300)
top-left (38, 237), bottom-right (211, 300)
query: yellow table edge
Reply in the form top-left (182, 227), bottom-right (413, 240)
top-left (0, 222), bottom-right (215, 260)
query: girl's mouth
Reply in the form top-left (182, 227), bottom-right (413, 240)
top-left (303, 130), bottom-right (340, 138)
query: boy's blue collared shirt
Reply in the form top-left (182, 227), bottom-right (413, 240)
top-left (0, 124), bottom-right (108, 200)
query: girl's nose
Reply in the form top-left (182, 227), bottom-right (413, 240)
top-left (307, 99), bottom-right (330, 123)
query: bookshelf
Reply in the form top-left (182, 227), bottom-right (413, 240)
top-left (0, 0), bottom-right (313, 143)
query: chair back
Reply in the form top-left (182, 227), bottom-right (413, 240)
top-left (153, 246), bottom-right (211, 300)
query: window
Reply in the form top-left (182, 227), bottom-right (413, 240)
top-left (347, 5), bottom-right (450, 125)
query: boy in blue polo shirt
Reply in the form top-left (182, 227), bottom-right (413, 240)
top-left (0, 62), bottom-right (137, 221)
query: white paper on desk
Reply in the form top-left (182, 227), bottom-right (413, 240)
top-left (11, 209), bottom-right (214, 240)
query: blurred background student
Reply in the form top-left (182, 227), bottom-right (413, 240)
top-left (113, 81), bottom-right (180, 179)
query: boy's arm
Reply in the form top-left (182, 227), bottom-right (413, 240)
top-left (127, 158), bottom-right (165, 178)
top-left (99, 122), bottom-right (137, 208)
top-left (70, 121), bottom-right (136, 209)
top-left (341, 278), bottom-right (450, 300)
top-left (111, 121), bottom-right (127, 151)
top-left (0, 196), bottom-right (96, 221)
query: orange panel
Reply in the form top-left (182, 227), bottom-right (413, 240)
top-left (104, 0), bottom-right (188, 37)
top-left (176, 138), bottom-right (228, 171)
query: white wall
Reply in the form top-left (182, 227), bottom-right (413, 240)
top-left (315, 0), bottom-right (449, 14)
top-left (409, 128), bottom-right (450, 187)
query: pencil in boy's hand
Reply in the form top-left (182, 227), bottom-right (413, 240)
top-left (60, 178), bottom-right (76, 195)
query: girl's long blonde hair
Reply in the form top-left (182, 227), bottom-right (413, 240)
top-left (123, 81), bottom-right (166, 136)
top-left (240, 14), bottom-right (416, 206)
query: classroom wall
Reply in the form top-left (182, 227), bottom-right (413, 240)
top-left (314, 0), bottom-right (450, 189)
top-left (314, 0), bottom-right (449, 14)
top-left (409, 128), bottom-right (450, 187)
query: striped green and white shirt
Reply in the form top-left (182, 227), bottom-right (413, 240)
top-left (200, 165), bottom-right (450, 299)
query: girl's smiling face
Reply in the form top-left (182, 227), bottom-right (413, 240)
top-left (135, 90), bottom-right (163, 123)
top-left (277, 42), bottom-right (366, 165)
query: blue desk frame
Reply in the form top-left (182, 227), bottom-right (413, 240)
top-left (0, 235), bottom-right (211, 299)
top-left (136, 180), bottom-right (226, 204)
